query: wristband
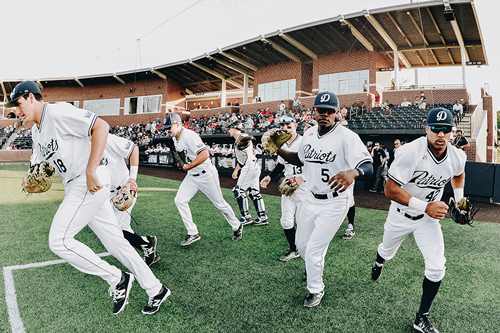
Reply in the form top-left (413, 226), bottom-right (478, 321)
top-left (408, 197), bottom-right (428, 212)
top-left (129, 166), bottom-right (138, 180)
top-left (453, 188), bottom-right (464, 202)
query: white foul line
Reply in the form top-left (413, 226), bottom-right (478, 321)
top-left (3, 252), bottom-right (110, 333)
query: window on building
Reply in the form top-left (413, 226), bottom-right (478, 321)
top-left (82, 99), bottom-right (120, 116)
top-left (258, 79), bottom-right (296, 102)
top-left (319, 70), bottom-right (369, 94)
top-left (124, 95), bottom-right (162, 114)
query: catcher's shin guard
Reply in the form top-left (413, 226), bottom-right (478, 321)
top-left (233, 185), bottom-right (250, 218)
top-left (248, 187), bottom-right (266, 218)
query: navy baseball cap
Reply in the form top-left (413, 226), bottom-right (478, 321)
top-left (161, 113), bottom-right (182, 129)
top-left (279, 115), bottom-right (296, 124)
top-left (312, 91), bottom-right (339, 110)
top-left (426, 108), bottom-right (454, 127)
top-left (5, 81), bottom-right (41, 108)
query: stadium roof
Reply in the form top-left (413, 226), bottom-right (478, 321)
top-left (0, 0), bottom-right (487, 101)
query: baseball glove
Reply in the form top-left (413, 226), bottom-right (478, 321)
top-left (261, 128), bottom-right (291, 155)
top-left (278, 177), bottom-right (300, 197)
top-left (112, 181), bottom-right (137, 211)
top-left (448, 197), bottom-right (478, 226)
top-left (168, 147), bottom-right (187, 169)
top-left (22, 162), bottom-right (55, 195)
top-left (236, 134), bottom-right (255, 150)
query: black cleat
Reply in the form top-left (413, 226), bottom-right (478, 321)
top-left (303, 290), bottom-right (324, 308)
top-left (142, 285), bottom-right (171, 315)
top-left (143, 236), bottom-right (160, 267)
top-left (232, 223), bottom-right (243, 241)
top-left (413, 313), bottom-right (440, 333)
top-left (110, 271), bottom-right (134, 314)
top-left (239, 216), bottom-right (253, 225)
top-left (371, 262), bottom-right (384, 281)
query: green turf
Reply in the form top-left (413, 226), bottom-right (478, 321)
top-left (1, 164), bottom-right (499, 332)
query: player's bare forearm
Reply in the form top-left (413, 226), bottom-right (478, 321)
top-left (232, 164), bottom-right (241, 179)
top-left (450, 172), bottom-right (465, 190)
top-left (384, 178), bottom-right (413, 206)
top-left (183, 149), bottom-right (210, 171)
top-left (277, 149), bottom-right (303, 166)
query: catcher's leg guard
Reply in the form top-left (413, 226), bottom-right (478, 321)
top-left (232, 185), bottom-right (250, 218)
top-left (248, 187), bottom-right (267, 219)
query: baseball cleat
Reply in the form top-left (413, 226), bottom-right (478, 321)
top-left (232, 223), bottom-right (243, 241)
top-left (143, 236), bottom-right (160, 267)
top-left (371, 262), bottom-right (384, 281)
top-left (239, 216), bottom-right (253, 225)
top-left (303, 290), bottom-right (324, 308)
top-left (342, 225), bottom-right (355, 240)
top-left (180, 234), bottom-right (201, 246)
top-left (110, 271), bottom-right (134, 315)
top-left (414, 313), bottom-right (440, 333)
top-left (279, 249), bottom-right (300, 261)
top-left (142, 285), bottom-right (171, 315)
top-left (253, 217), bottom-right (269, 226)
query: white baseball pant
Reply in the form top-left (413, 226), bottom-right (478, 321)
top-left (111, 196), bottom-right (137, 233)
top-left (296, 193), bottom-right (350, 293)
top-left (280, 184), bottom-right (307, 229)
top-left (377, 205), bottom-right (446, 282)
top-left (174, 163), bottom-right (240, 235)
top-left (49, 165), bottom-right (162, 297)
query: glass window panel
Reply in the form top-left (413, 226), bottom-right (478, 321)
top-left (319, 74), bottom-right (328, 84)
top-left (83, 98), bottom-right (120, 116)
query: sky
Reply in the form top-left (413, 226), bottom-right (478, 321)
top-left (1, 0), bottom-right (497, 109)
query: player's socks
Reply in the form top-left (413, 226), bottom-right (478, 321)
top-left (347, 205), bottom-right (355, 227)
top-left (283, 227), bottom-right (297, 252)
top-left (417, 277), bottom-right (442, 317)
top-left (123, 230), bottom-right (148, 251)
top-left (376, 252), bottom-right (385, 265)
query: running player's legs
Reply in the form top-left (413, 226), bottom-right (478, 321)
top-left (280, 195), bottom-right (296, 229)
top-left (198, 165), bottom-right (240, 230)
top-left (90, 200), bottom-right (162, 297)
top-left (174, 175), bottom-right (200, 235)
top-left (113, 197), bottom-right (136, 233)
top-left (295, 195), bottom-right (318, 260)
top-left (49, 171), bottom-right (122, 287)
top-left (377, 209), bottom-right (414, 260)
top-left (305, 197), bottom-right (349, 294)
top-left (413, 219), bottom-right (446, 282)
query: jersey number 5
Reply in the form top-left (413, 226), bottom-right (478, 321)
top-left (321, 169), bottom-right (330, 183)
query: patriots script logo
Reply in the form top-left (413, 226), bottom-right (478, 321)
top-left (409, 170), bottom-right (451, 190)
top-left (38, 139), bottom-right (59, 160)
top-left (303, 144), bottom-right (336, 164)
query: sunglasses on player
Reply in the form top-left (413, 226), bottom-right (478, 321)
top-left (314, 107), bottom-right (336, 115)
top-left (428, 125), bottom-right (453, 134)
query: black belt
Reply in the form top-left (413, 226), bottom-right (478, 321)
top-left (396, 207), bottom-right (424, 221)
top-left (311, 191), bottom-right (338, 200)
top-left (192, 170), bottom-right (207, 177)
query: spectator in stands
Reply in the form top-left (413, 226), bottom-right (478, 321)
top-left (374, 91), bottom-right (381, 107)
top-left (452, 100), bottom-right (463, 120)
top-left (400, 97), bottom-right (412, 107)
top-left (369, 142), bottom-right (387, 193)
top-left (352, 100), bottom-right (362, 109)
top-left (234, 98), bottom-right (240, 107)
top-left (340, 116), bottom-right (348, 126)
top-left (252, 97), bottom-right (257, 103)
top-left (390, 81), bottom-right (396, 90)
top-left (245, 116), bottom-right (254, 132)
top-left (292, 95), bottom-right (301, 112)
top-left (363, 80), bottom-right (368, 92)
top-left (227, 100), bottom-right (233, 106)
top-left (279, 101), bottom-right (286, 113)
top-left (261, 108), bottom-right (271, 116)
top-left (381, 106), bottom-right (391, 117)
top-left (388, 139), bottom-right (401, 169)
top-left (452, 130), bottom-right (469, 150)
top-left (413, 95), bottom-right (421, 107)
top-left (419, 91), bottom-right (427, 109)
top-left (380, 100), bottom-right (388, 108)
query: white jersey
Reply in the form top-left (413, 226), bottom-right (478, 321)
top-left (173, 128), bottom-right (211, 175)
top-left (277, 134), bottom-right (304, 177)
top-left (298, 123), bottom-right (372, 196)
top-left (234, 133), bottom-right (256, 166)
top-left (388, 136), bottom-right (466, 216)
top-left (32, 103), bottom-right (98, 185)
top-left (102, 134), bottom-right (136, 190)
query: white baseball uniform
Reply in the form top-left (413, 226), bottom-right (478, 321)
top-left (377, 137), bottom-right (466, 282)
top-left (277, 135), bottom-right (307, 229)
top-left (173, 128), bottom-right (240, 235)
top-left (32, 103), bottom-right (162, 297)
top-left (233, 133), bottom-right (267, 221)
top-left (297, 123), bottom-right (372, 293)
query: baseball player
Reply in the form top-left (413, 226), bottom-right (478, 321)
top-left (9, 81), bottom-right (169, 315)
top-left (162, 113), bottom-right (243, 245)
top-left (104, 133), bottom-right (159, 266)
top-left (260, 115), bottom-right (305, 261)
top-left (229, 122), bottom-right (269, 226)
top-left (276, 91), bottom-right (373, 307)
top-left (371, 108), bottom-right (466, 333)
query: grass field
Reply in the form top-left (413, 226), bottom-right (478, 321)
top-left (1, 164), bottom-right (500, 332)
